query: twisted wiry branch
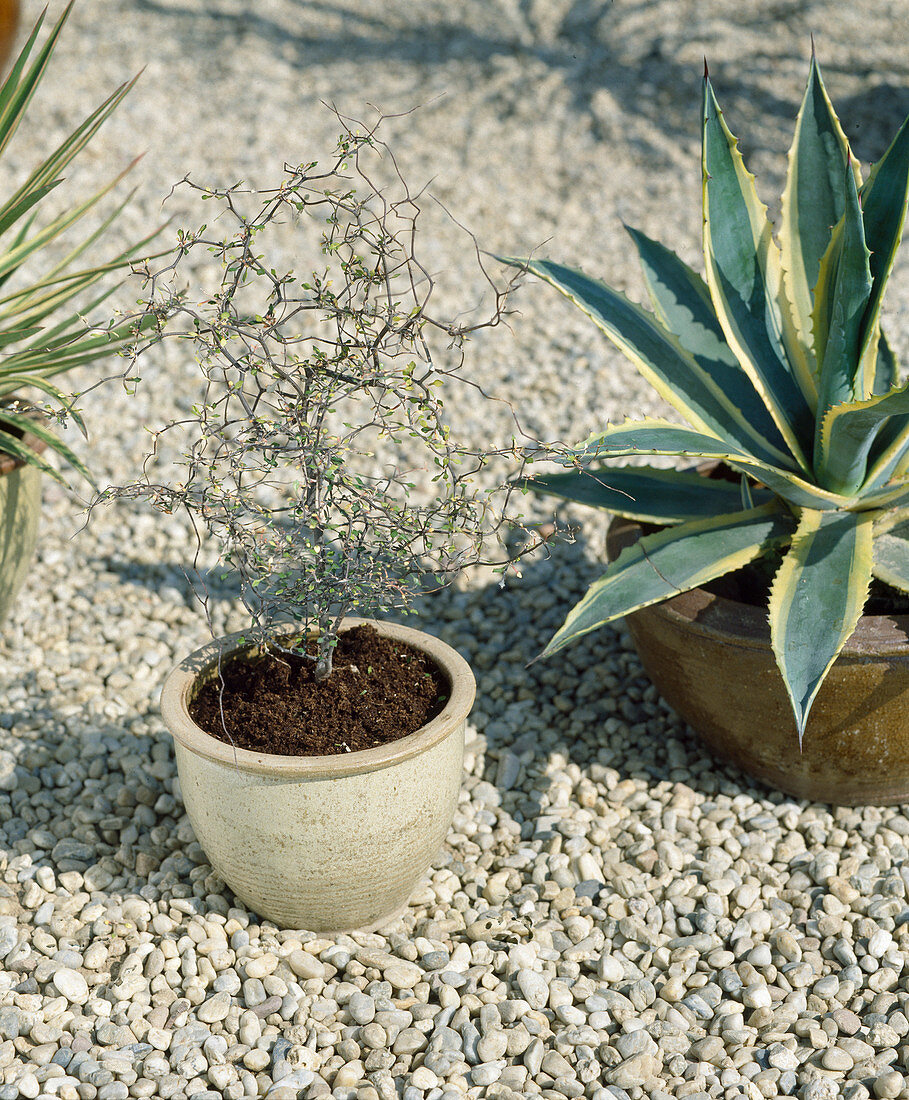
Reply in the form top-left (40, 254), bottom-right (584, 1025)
top-left (100, 111), bottom-right (546, 679)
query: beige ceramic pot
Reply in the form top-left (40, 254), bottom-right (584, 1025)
top-left (160, 618), bottom-right (475, 931)
top-left (0, 423), bottom-right (44, 624)
top-left (608, 517), bottom-right (909, 806)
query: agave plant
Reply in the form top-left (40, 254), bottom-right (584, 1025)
top-left (507, 52), bottom-right (909, 742)
top-left (0, 2), bottom-right (158, 484)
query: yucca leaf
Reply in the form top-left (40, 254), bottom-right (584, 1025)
top-left (812, 159), bottom-right (872, 429)
top-left (0, 4), bottom-right (71, 162)
top-left (521, 463), bottom-right (773, 524)
top-left (855, 114), bottom-right (909, 397)
top-left (6, 190), bottom-right (164, 318)
top-left (0, 178), bottom-right (62, 240)
top-left (1, 330), bottom-right (142, 378)
top-left (0, 9), bottom-right (47, 125)
top-left (626, 225), bottom-right (789, 456)
top-left (1, 69), bottom-right (141, 217)
top-left (580, 417), bottom-right (852, 510)
top-left (542, 502), bottom-right (794, 658)
top-left (780, 52), bottom-right (860, 369)
top-left (0, 158), bottom-right (141, 286)
top-left (769, 508), bottom-right (873, 743)
top-left (501, 256), bottom-right (797, 469)
top-left (0, 426), bottom-right (60, 482)
top-left (702, 76), bottom-right (815, 469)
top-left (0, 229), bottom-right (163, 340)
top-left (0, 210), bottom-right (38, 291)
top-left (0, 325), bottom-right (42, 350)
top-left (872, 518), bottom-right (909, 595)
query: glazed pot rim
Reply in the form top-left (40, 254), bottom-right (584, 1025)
top-left (160, 617), bottom-right (476, 777)
top-left (607, 515), bottom-right (909, 655)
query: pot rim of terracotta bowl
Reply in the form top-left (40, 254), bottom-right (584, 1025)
top-left (160, 617), bottom-right (476, 779)
top-left (607, 515), bottom-right (909, 658)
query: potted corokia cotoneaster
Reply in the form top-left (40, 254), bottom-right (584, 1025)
top-left (507, 52), bottom-right (909, 805)
top-left (0, 3), bottom-right (158, 622)
top-left (104, 125), bottom-right (528, 931)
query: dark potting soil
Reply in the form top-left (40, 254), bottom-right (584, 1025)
top-left (189, 624), bottom-right (450, 756)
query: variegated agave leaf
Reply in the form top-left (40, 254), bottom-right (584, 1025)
top-left (505, 50), bottom-right (909, 742)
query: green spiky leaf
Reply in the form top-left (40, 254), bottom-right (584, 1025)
top-left (769, 508), bottom-right (873, 743)
top-left (501, 255), bottom-right (796, 469)
top-left (812, 159), bottom-right (872, 427)
top-left (580, 418), bottom-right (852, 510)
top-left (702, 76), bottom-right (815, 469)
top-left (626, 225), bottom-right (788, 454)
top-left (520, 463), bottom-right (773, 524)
top-left (780, 52), bottom-right (860, 367)
top-left (543, 503), bottom-right (794, 658)
top-left (872, 518), bottom-right (909, 594)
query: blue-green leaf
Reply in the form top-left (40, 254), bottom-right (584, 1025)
top-left (856, 113), bottom-right (909, 396)
top-left (702, 76), bottom-right (815, 469)
top-left (819, 381), bottom-right (909, 494)
top-left (501, 255), bottom-right (796, 469)
top-left (626, 225), bottom-right (789, 457)
top-left (873, 517), bottom-right (909, 594)
top-left (873, 328), bottom-right (899, 396)
top-left (812, 159), bottom-right (872, 429)
top-left (520, 463), bottom-right (773, 524)
top-left (543, 503), bottom-right (794, 658)
top-left (769, 508), bottom-right (873, 744)
top-left (780, 52), bottom-right (860, 369)
top-left (580, 417), bottom-right (852, 511)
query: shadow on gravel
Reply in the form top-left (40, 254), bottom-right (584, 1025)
top-left (127, 0), bottom-right (843, 158)
top-left (837, 84), bottom-right (909, 164)
top-left (87, 556), bottom-right (241, 608)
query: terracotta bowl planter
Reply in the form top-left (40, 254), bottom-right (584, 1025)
top-left (0, 422), bottom-right (44, 625)
top-left (160, 618), bottom-right (475, 931)
top-left (607, 517), bottom-right (909, 805)
top-left (0, 1), bottom-right (18, 76)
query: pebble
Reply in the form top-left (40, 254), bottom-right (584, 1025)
top-left (822, 1047), bottom-right (855, 1072)
top-left (52, 969), bottom-right (89, 1005)
top-left (287, 950), bottom-right (326, 982)
top-left (515, 970), bottom-right (548, 1010)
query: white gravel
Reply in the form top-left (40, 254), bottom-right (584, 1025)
top-left (2, 2), bottom-right (909, 1099)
